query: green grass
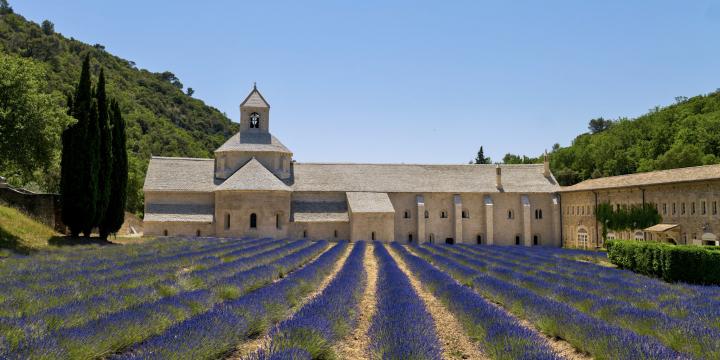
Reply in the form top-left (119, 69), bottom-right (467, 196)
top-left (0, 204), bottom-right (58, 255)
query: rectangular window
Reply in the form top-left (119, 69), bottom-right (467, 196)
top-left (714, 201), bottom-right (718, 215)
top-left (702, 201), bottom-right (706, 215)
top-left (663, 203), bottom-right (667, 215)
top-left (672, 203), bottom-right (676, 215)
top-left (691, 202), bottom-right (696, 215)
top-left (681, 203), bottom-right (686, 215)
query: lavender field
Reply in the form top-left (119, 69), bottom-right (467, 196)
top-left (0, 237), bottom-right (718, 360)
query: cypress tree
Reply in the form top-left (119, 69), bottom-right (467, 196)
top-left (95, 69), bottom-right (112, 238)
top-left (82, 98), bottom-right (100, 236)
top-left (61, 55), bottom-right (96, 237)
top-left (100, 100), bottom-right (127, 238)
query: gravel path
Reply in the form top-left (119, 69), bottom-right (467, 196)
top-left (407, 245), bottom-right (592, 360)
top-left (226, 242), bottom-right (351, 359)
top-left (388, 245), bottom-right (489, 360)
top-left (332, 242), bottom-right (379, 359)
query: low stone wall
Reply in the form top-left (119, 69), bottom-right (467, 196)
top-left (0, 184), bottom-right (64, 232)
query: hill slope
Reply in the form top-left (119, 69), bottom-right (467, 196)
top-left (0, 11), bottom-right (239, 213)
top-left (549, 91), bottom-right (720, 186)
top-left (0, 203), bottom-right (58, 255)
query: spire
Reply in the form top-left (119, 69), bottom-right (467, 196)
top-left (240, 83), bottom-right (270, 108)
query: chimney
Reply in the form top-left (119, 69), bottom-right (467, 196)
top-left (496, 165), bottom-right (502, 189)
top-left (543, 150), bottom-right (550, 177)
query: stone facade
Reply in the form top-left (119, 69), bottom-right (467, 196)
top-left (143, 86), bottom-right (563, 246)
top-left (561, 169), bottom-right (720, 248)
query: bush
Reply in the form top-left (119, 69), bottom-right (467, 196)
top-left (607, 240), bottom-right (720, 285)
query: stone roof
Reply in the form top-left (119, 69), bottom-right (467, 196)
top-left (291, 201), bottom-right (349, 222)
top-left (215, 132), bottom-right (292, 154)
top-left (144, 157), bottom-right (217, 192)
top-left (216, 158), bottom-right (291, 192)
top-left (560, 164), bottom-right (720, 192)
top-left (240, 87), bottom-right (270, 108)
top-left (346, 192), bottom-right (395, 213)
top-left (292, 163), bottom-right (559, 193)
top-left (144, 203), bottom-right (214, 223)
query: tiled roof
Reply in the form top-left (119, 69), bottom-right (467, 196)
top-left (215, 132), bottom-right (292, 154)
top-left (346, 192), bottom-right (395, 213)
top-left (144, 203), bottom-right (214, 223)
top-left (143, 157), bottom-right (217, 192)
top-left (292, 163), bottom-right (559, 193)
top-left (560, 164), bottom-right (720, 192)
top-left (240, 88), bottom-right (270, 108)
top-left (291, 201), bottom-right (349, 222)
top-left (216, 158), bottom-right (291, 192)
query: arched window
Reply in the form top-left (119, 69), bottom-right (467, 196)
top-left (303, 230), bottom-right (307, 238)
top-left (371, 232), bottom-right (376, 241)
top-left (508, 210), bottom-right (514, 219)
top-left (476, 235), bottom-right (483, 245)
top-left (196, 230), bottom-right (201, 237)
top-left (225, 213), bottom-right (230, 230)
top-left (535, 209), bottom-right (543, 219)
top-left (424, 210), bottom-right (429, 219)
top-left (403, 210), bottom-right (411, 219)
top-left (440, 211), bottom-right (448, 218)
top-left (429, 233), bottom-right (435, 243)
top-left (515, 235), bottom-right (521, 245)
top-left (163, 229), bottom-right (168, 236)
top-left (249, 112), bottom-right (260, 128)
top-left (533, 235), bottom-right (539, 246)
top-left (250, 213), bottom-right (257, 229)
top-left (334, 230), bottom-right (338, 238)
top-left (462, 210), bottom-right (469, 219)
top-left (276, 213), bottom-right (281, 230)
top-left (408, 233), bottom-right (413, 243)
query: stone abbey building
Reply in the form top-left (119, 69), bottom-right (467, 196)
top-left (143, 86), bottom-right (562, 245)
top-left (143, 86), bottom-right (720, 247)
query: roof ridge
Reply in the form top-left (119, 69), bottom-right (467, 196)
top-left (294, 162), bottom-right (543, 167)
top-left (572, 163), bottom-right (720, 184)
top-left (151, 156), bottom-right (214, 161)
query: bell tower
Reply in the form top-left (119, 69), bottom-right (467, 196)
top-left (239, 83), bottom-right (270, 134)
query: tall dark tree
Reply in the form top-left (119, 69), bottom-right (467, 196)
top-left (474, 146), bottom-right (490, 164)
top-left (95, 69), bottom-right (112, 236)
top-left (100, 100), bottom-right (128, 238)
top-left (61, 55), bottom-right (98, 237)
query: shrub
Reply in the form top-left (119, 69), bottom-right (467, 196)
top-left (607, 240), bottom-right (720, 285)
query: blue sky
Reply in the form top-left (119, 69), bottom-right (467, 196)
top-left (14, 0), bottom-right (720, 164)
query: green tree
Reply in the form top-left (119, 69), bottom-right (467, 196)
top-left (0, 0), bottom-right (12, 15)
top-left (473, 146), bottom-right (490, 164)
top-left (41, 19), bottom-right (54, 35)
top-left (100, 100), bottom-right (127, 238)
top-left (95, 69), bottom-right (112, 235)
top-left (0, 53), bottom-right (73, 187)
top-left (588, 117), bottom-right (613, 133)
top-left (61, 55), bottom-right (99, 237)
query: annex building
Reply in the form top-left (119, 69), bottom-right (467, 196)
top-left (143, 86), bottom-right (720, 247)
top-left (143, 86), bottom-right (562, 245)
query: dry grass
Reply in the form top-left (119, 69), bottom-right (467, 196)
top-left (388, 245), bottom-right (489, 360)
top-left (333, 242), bottom-right (379, 359)
top-left (0, 204), bottom-right (58, 255)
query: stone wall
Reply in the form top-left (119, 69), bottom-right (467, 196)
top-left (0, 185), bottom-right (63, 232)
top-left (560, 179), bottom-right (720, 248)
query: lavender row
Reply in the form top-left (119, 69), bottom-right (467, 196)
top-left (0, 238), bottom-right (286, 318)
top-left (368, 242), bottom-right (442, 359)
top-left (112, 241), bottom-right (347, 360)
top-left (416, 245), bottom-right (685, 360)
top-left (0, 237), bottom-right (267, 294)
top-left (252, 241), bottom-right (367, 359)
top-left (392, 243), bottom-right (559, 360)
top-left (461, 244), bottom-right (720, 326)
top-left (1, 240), bottom-right (325, 358)
top-left (448, 245), bottom-right (720, 358)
